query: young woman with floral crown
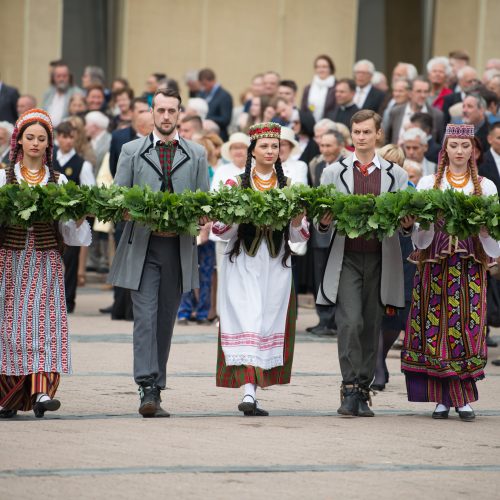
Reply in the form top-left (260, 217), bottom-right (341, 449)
top-left (212, 122), bottom-right (309, 416)
top-left (0, 109), bottom-right (91, 419)
top-left (401, 123), bottom-right (500, 421)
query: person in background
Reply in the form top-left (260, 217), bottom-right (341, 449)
top-left (442, 66), bottom-right (479, 124)
top-left (184, 70), bottom-right (201, 99)
top-left (301, 54), bottom-right (337, 122)
top-left (66, 115), bottom-right (96, 168)
top-left (291, 109), bottom-right (319, 165)
top-left (238, 95), bottom-right (272, 133)
top-left (462, 93), bottom-right (490, 152)
top-left (353, 59), bottom-right (386, 112)
top-left (372, 71), bottom-right (389, 93)
top-left (86, 85), bottom-right (107, 113)
top-left (111, 87), bottom-right (134, 131)
top-left (110, 77), bottom-right (130, 94)
top-left (16, 95), bottom-right (37, 117)
top-left (198, 68), bottom-right (233, 141)
top-left (68, 93), bottom-right (88, 118)
top-left (53, 121), bottom-right (96, 313)
top-left (143, 73), bottom-right (167, 107)
top-left (185, 97), bottom-right (209, 120)
top-left (381, 79), bottom-right (411, 131)
top-left (327, 78), bottom-right (359, 129)
top-left (42, 61), bottom-right (83, 126)
top-left (211, 132), bottom-right (250, 190)
top-left (409, 112), bottom-right (441, 164)
top-left (0, 121), bottom-right (14, 167)
top-left (401, 127), bottom-right (436, 175)
top-left (402, 159), bottom-right (423, 186)
top-left (279, 126), bottom-right (308, 184)
top-left (426, 56), bottom-right (453, 110)
top-left (179, 115), bottom-right (203, 140)
top-left (262, 71), bottom-right (280, 99)
top-left (448, 49), bottom-right (470, 91)
top-left (278, 80), bottom-right (299, 107)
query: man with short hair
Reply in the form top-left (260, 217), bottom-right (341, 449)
top-left (274, 97), bottom-right (294, 127)
top-left (86, 85), bottom-right (107, 112)
top-left (401, 127), bottom-right (436, 175)
top-left (386, 77), bottom-right (444, 144)
top-left (16, 94), bottom-right (37, 116)
top-left (381, 79), bottom-right (411, 131)
top-left (109, 88), bottom-right (210, 417)
top-left (462, 93), bottom-right (490, 152)
top-left (0, 76), bottom-right (19, 124)
top-left (85, 111), bottom-right (111, 171)
top-left (179, 115), bottom-right (203, 140)
top-left (318, 110), bottom-right (408, 417)
top-left (448, 50), bottom-right (470, 90)
top-left (278, 80), bottom-right (298, 106)
top-left (327, 78), bottom-right (359, 128)
top-left (442, 66), bottom-right (479, 124)
top-left (42, 61), bottom-right (83, 126)
top-left (144, 73), bottom-right (167, 106)
top-left (409, 112), bottom-right (441, 163)
top-left (307, 130), bottom-right (345, 336)
top-left (353, 60), bottom-right (386, 112)
top-left (0, 121), bottom-right (14, 166)
top-left (309, 118), bottom-right (338, 182)
top-left (262, 71), bottom-right (280, 98)
top-left (198, 68), bottom-right (233, 140)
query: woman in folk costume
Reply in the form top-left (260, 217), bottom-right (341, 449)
top-left (402, 123), bottom-right (500, 421)
top-left (212, 122), bottom-right (309, 416)
top-left (0, 109), bottom-right (91, 419)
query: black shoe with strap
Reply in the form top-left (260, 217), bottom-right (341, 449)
top-left (138, 383), bottom-right (159, 418)
top-left (337, 383), bottom-right (359, 416)
top-left (0, 408), bottom-right (17, 418)
top-left (456, 407), bottom-right (475, 422)
top-left (357, 386), bottom-right (375, 417)
top-left (432, 405), bottom-right (449, 419)
top-left (33, 398), bottom-right (61, 418)
top-left (238, 395), bottom-right (269, 416)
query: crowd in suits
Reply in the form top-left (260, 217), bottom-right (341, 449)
top-left (1, 49), bottom-right (500, 355)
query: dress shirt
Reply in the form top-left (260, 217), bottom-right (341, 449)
top-left (48, 92), bottom-right (66, 127)
top-left (352, 152), bottom-right (381, 175)
top-left (492, 148), bottom-right (500, 177)
top-left (354, 84), bottom-right (372, 109)
top-left (398, 102), bottom-right (429, 140)
top-left (153, 130), bottom-right (180, 146)
top-left (56, 147), bottom-right (96, 186)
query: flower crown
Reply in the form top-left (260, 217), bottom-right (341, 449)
top-left (248, 122), bottom-right (281, 141)
top-left (444, 124), bottom-right (475, 139)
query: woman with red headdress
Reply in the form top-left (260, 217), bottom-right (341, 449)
top-left (0, 109), bottom-right (91, 419)
top-left (401, 123), bottom-right (500, 421)
top-left (212, 122), bottom-right (309, 416)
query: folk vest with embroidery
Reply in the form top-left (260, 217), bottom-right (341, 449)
top-left (0, 167), bottom-right (64, 252)
top-left (236, 174), bottom-right (291, 258)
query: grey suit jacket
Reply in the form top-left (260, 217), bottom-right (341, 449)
top-left (108, 134), bottom-right (210, 292)
top-left (317, 155), bottom-right (408, 308)
top-left (93, 131), bottom-right (111, 171)
top-left (42, 86), bottom-right (84, 122)
top-left (386, 103), bottom-right (445, 144)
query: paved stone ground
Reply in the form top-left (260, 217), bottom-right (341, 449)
top-left (1, 278), bottom-right (500, 499)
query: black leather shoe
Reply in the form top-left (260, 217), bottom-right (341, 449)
top-left (99, 305), bottom-right (113, 314)
top-left (457, 408), bottom-right (475, 421)
top-left (309, 325), bottom-right (337, 336)
top-left (371, 383), bottom-right (385, 391)
top-left (337, 384), bottom-right (359, 416)
top-left (0, 408), bottom-right (17, 418)
top-left (238, 395), bottom-right (269, 416)
top-left (306, 324), bottom-right (320, 333)
top-left (154, 390), bottom-right (170, 418)
top-left (33, 398), bottom-right (61, 418)
top-left (492, 359), bottom-right (500, 366)
top-left (486, 337), bottom-right (498, 347)
top-left (138, 384), bottom-right (159, 418)
top-left (432, 406), bottom-right (449, 419)
top-left (357, 387), bottom-right (375, 417)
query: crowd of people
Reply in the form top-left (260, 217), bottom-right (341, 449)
top-left (0, 48), bottom-right (500, 420)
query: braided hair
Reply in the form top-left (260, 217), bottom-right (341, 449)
top-left (229, 138), bottom-right (292, 266)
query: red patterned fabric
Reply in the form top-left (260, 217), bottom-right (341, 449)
top-left (156, 140), bottom-right (178, 192)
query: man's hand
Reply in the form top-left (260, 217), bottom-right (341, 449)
top-left (400, 215), bottom-right (416, 230)
top-left (199, 216), bottom-right (210, 226)
top-left (291, 209), bottom-right (306, 228)
top-left (320, 211), bottom-right (334, 227)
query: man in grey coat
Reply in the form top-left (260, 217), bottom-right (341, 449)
top-left (317, 110), bottom-right (411, 417)
top-left (109, 88), bottom-right (210, 418)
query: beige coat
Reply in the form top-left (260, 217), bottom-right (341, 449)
top-left (316, 155), bottom-right (408, 308)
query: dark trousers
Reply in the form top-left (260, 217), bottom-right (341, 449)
top-left (131, 236), bottom-right (182, 389)
top-left (336, 251), bottom-right (384, 387)
top-left (313, 247), bottom-right (336, 327)
top-left (63, 245), bottom-right (80, 312)
top-left (112, 221), bottom-right (133, 320)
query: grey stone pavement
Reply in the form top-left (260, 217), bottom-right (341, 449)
top-left (1, 276), bottom-right (500, 499)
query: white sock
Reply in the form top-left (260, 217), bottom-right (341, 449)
top-left (435, 404), bottom-right (449, 412)
top-left (242, 383), bottom-right (256, 401)
top-left (458, 403), bottom-right (472, 412)
top-left (35, 393), bottom-right (50, 403)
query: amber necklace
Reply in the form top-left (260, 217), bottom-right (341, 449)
top-left (20, 161), bottom-right (46, 185)
top-left (251, 167), bottom-right (277, 191)
top-left (446, 167), bottom-right (470, 189)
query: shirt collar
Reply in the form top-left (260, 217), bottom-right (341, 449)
top-left (57, 148), bottom-right (76, 163)
top-left (352, 152), bottom-right (381, 169)
top-left (153, 130), bottom-right (180, 145)
top-left (357, 83), bottom-right (372, 94)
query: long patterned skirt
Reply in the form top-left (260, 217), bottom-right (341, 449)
top-left (401, 254), bottom-right (487, 407)
top-left (216, 289), bottom-right (296, 388)
top-left (0, 233), bottom-right (70, 410)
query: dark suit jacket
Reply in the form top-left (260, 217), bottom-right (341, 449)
top-left (386, 103), bottom-right (445, 144)
top-left (201, 86), bottom-right (233, 141)
top-left (300, 84), bottom-right (336, 118)
top-left (360, 86), bottom-right (386, 113)
top-left (442, 91), bottom-right (463, 125)
top-left (299, 139), bottom-right (320, 166)
top-left (476, 121), bottom-right (490, 154)
top-left (0, 83), bottom-right (19, 124)
top-left (425, 137), bottom-right (441, 164)
top-left (479, 150), bottom-right (500, 194)
top-left (325, 103), bottom-right (359, 129)
top-left (109, 126), bottom-right (136, 177)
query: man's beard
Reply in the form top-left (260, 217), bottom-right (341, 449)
top-left (56, 81), bottom-right (69, 92)
top-left (155, 122), bottom-right (177, 136)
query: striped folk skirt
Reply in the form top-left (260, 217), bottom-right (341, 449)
top-left (401, 254), bottom-right (487, 407)
top-left (216, 289), bottom-right (296, 389)
top-left (0, 233), bottom-right (70, 409)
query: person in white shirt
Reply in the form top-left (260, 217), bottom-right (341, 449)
top-left (85, 111), bottom-right (111, 172)
top-left (279, 126), bottom-right (308, 185)
top-left (211, 132), bottom-right (250, 191)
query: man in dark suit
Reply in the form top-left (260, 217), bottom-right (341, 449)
top-left (0, 79), bottom-right (20, 124)
top-left (442, 66), bottom-right (479, 124)
top-left (198, 68), bottom-right (233, 141)
top-left (353, 60), bottom-right (386, 112)
top-left (326, 78), bottom-right (359, 128)
top-left (462, 93), bottom-right (490, 152)
top-left (410, 112), bottom-right (441, 163)
top-left (386, 77), bottom-right (444, 144)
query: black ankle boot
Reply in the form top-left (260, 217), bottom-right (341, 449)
top-left (138, 383), bottom-right (159, 418)
top-left (357, 386), bottom-right (375, 417)
top-left (337, 383), bottom-right (359, 416)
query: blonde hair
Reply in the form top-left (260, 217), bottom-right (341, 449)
top-left (65, 115), bottom-right (97, 167)
top-left (378, 144), bottom-right (405, 165)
